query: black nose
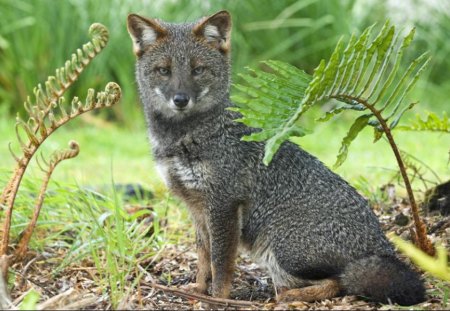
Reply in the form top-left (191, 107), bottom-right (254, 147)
top-left (173, 93), bottom-right (190, 108)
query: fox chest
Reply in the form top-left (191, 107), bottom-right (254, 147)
top-left (155, 157), bottom-right (209, 191)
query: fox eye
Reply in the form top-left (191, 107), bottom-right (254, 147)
top-left (157, 67), bottom-right (170, 76)
top-left (192, 66), bottom-right (205, 76)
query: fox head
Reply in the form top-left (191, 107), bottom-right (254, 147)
top-left (127, 11), bottom-right (232, 120)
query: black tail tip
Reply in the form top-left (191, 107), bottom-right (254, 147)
top-left (341, 255), bottom-right (426, 306)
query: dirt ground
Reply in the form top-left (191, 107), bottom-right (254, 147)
top-left (7, 193), bottom-right (450, 310)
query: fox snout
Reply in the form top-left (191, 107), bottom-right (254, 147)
top-left (153, 87), bottom-right (196, 113)
top-left (173, 93), bottom-right (190, 109)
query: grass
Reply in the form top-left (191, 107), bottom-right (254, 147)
top-left (64, 187), bottom-right (158, 308)
top-left (0, 117), bottom-right (154, 186)
top-left (1, 109), bottom-right (448, 198)
top-left (1, 144), bottom-right (188, 308)
top-left (0, 116), bottom-right (191, 308)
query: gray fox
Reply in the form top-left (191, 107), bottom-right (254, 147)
top-left (126, 10), bottom-right (425, 305)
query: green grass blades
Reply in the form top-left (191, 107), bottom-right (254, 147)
top-left (0, 169), bottom-right (163, 308)
top-left (56, 184), bottom-right (162, 308)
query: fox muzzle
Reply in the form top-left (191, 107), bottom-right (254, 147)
top-left (173, 93), bottom-right (190, 109)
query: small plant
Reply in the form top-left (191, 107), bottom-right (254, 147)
top-left (390, 233), bottom-right (450, 308)
top-left (393, 149), bottom-right (442, 193)
top-left (232, 21), bottom-right (436, 255)
top-left (397, 111), bottom-right (449, 133)
top-left (0, 22), bottom-right (121, 306)
top-left (389, 233), bottom-right (449, 281)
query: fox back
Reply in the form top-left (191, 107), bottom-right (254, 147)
top-left (127, 11), bottom-right (425, 306)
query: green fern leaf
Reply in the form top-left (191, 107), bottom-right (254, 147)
top-left (22, 23), bottom-right (110, 138)
top-left (334, 114), bottom-right (372, 168)
top-left (316, 103), bottom-right (367, 122)
top-left (397, 112), bottom-right (450, 133)
top-left (231, 60), bottom-right (312, 149)
top-left (232, 21), bottom-right (430, 166)
top-left (370, 27), bottom-right (415, 103)
top-left (373, 127), bottom-right (384, 142)
top-left (264, 124), bottom-right (311, 165)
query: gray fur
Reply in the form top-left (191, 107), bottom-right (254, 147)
top-left (127, 11), bottom-right (425, 305)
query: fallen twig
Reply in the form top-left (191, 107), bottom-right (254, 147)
top-left (148, 282), bottom-right (262, 308)
top-left (36, 288), bottom-right (74, 310)
top-left (17, 255), bottom-right (42, 289)
top-left (59, 295), bottom-right (98, 310)
top-left (138, 263), bottom-right (262, 308)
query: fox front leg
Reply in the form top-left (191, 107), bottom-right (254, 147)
top-left (208, 201), bottom-right (240, 298)
top-left (181, 218), bottom-right (211, 294)
top-left (194, 224), bottom-right (211, 293)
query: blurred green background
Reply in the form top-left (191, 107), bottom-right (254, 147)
top-left (0, 0), bottom-right (449, 189)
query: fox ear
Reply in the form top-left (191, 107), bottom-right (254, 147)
top-left (193, 10), bottom-right (232, 53)
top-left (127, 14), bottom-right (167, 56)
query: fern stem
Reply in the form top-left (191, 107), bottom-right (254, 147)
top-left (14, 142), bottom-right (79, 261)
top-left (380, 121), bottom-right (434, 255)
top-left (333, 94), bottom-right (435, 256)
top-left (0, 164), bottom-right (29, 256)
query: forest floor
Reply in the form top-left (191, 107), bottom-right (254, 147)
top-left (6, 183), bottom-right (450, 310)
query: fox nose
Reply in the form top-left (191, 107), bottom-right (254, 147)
top-left (173, 93), bottom-right (190, 108)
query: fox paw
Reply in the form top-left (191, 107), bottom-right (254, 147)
top-left (180, 282), bottom-right (208, 294)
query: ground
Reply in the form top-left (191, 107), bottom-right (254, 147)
top-left (6, 184), bottom-right (450, 310)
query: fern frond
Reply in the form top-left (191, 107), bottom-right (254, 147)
top-left (334, 114), bottom-right (372, 168)
top-left (14, 82), bottom-right (121, 165)
top-left (23, 23), bottom-right (109, 135)
top-left (230, 60), bottom-right (312, 160)
top-left (233, 21), bottom-right (430, 166)
top-left (0, 22), bottom-right (120, 272)
top-left (397, 112), bottom-right (450, 133)
top-left (1, 23), bottom-right (112, 210)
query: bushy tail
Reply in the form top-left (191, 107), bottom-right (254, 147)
top-left (339, 255), bottom-right (425, 306)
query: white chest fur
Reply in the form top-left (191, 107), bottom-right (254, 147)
top-left (155, 161), bottom-right (171, 186)
top-left (155, 157), bottom-right (208, 190)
